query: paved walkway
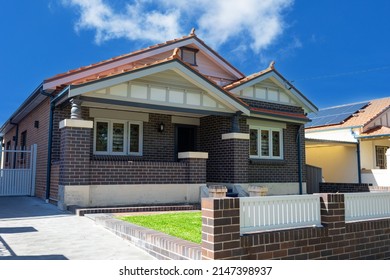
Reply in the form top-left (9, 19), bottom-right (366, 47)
top-left (0, 197), bottom-right (155, 260)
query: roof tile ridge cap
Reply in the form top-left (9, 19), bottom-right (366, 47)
top-left (45, 35), bottom-right (194, 82)
top-left (170, 48), bottom-right (181, 59)
top-left (224, 67), bottom-right (273, 89)
top-left (363, 103), bottom-right (390, 126)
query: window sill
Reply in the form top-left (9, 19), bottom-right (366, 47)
top-left (92, 155), bottom-right (142, 161)
top-left (249, 158), bottom-right (286, 165)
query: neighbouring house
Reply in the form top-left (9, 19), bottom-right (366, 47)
top-left (0, 30), bottom-right (317, 209)
top-left (305, 97), bottom-right (390, 186)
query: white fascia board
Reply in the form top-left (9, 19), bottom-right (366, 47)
top-left (68, 62), bottom-right (176, 97)
top-left (44, 37), bottom-right (243, 90)
top-left (230, 71), bottom-right (317, 114)
top-left (69, 60), bottom-right (250, 115)
top-left (43, 40), bottom-right (194, 91)
top-left (171, 65), bottom-right (250, 115)
top-left (229, 72), bottom-right (274, 93)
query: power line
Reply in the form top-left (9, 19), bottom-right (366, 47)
top-left (291, 65), bottom-right (390, 83)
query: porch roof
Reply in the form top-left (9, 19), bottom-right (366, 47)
top-left (66, 52), bottom-right (251, 116)
top-left (359, 126), bottom-right (390, 139)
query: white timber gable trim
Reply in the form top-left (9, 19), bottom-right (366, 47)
top-left (229, 71), bottom-right (317, 114)
top-left (364, 107), bottom-right (390, 132)
top-left (68, 61), bottom-right (249, 115)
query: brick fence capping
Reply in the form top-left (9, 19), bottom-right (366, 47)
top-left (201, 194), bottom-right (390, 260)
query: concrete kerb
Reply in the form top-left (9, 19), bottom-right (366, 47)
top-left (89, 214), bottom-right (202, 260)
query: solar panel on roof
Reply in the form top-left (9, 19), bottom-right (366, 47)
top-left (306, 101), bottom-right (369, 128)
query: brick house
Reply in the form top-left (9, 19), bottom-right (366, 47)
top-left (0, 31), bottom-right (317, 208)
top-left (306, 97), bottom-right (390, 185)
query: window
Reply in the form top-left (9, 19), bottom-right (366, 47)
top-left (94, 119), bottom-right (143, 156)
top-left (20, 131), bottom-right (27, 159)
top-left (5, 141), bottom-right (11, 164)
top-left (250, 127), bottom-right (283, 159)
top-left (375, 146), bottom-right (389, 169)
top-left (180, 47), bottom-right (198, 65)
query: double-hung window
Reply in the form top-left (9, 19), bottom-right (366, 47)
top-left (94, 119), bottom-right (143, 156)
top-left (249, 126), bottom-right (283, 160)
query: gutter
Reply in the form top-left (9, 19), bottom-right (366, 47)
top-left (296, 125), bottom-right (303, 195)
top-left (9, 121), bottom-right (19, 169)
top-left (44, 86), bottom-right (71, 202)
top-left (351, 130), bottom-right (362, 184)
top-left (0, 84), bottom-right (44, 133)
top-left (357, 133), bottom-right (390, 140)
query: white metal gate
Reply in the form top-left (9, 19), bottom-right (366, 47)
top-left (0, 144), bottom-right (37, 196)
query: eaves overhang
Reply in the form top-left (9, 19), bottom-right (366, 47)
top-left (250, 107), bottom-right (310, 124)
top-left (228, 69), bottom-right (318, 114)
top-left (43, 35), bottom-right (245, 91)
top-left (67, 59), bottom-right (250, 116)
top-left (0, 83), bottom-right (46, 134)
top-left (358, 133), bottom-right (390, 140)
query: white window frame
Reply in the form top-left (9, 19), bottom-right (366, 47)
top-left (249, 126), bottom-right (284, 160)
top-left (94, 118), bottom-right (143, 156)
top-left (128, 121), bottom-right (143, 156)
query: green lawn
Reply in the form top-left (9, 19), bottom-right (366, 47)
top-left (119, 211), bottom-right (202, 244)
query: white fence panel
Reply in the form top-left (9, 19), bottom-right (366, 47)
top-left (240, 195), bottom-right (321, 234)
top-left (0, 145), bottom-right (37, 196)
top-left (345, 192), bottom-right (390, 222)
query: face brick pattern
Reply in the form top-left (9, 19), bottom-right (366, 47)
top-left (202, 194), bottom-right (390, 260)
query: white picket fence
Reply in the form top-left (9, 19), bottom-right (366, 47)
top-left (344, 192), bottom-right (390, 222)
top-left (240, 195), bottom-right (321, 234)
top-left (0, 145), bottom-right (37, 196)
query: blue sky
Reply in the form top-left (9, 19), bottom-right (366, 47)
top-left (1, 0), bottom-right (389, 126)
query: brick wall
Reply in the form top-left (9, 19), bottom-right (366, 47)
top-left (58, 123), bottom-right (206, 185)
top-left (50, 162), bottom-right (60, 200)
top-left (240, 98), bottom-right (305, 114)
top-left (199, 115), bottom-right (231, 182)
top-left (320, 183), bottom-right (390, 193)
top-left (248, 124), bottom-right (306, 183)
top-left (202, 194), bottom-right (390, 260)
top-left (199, 115), bottom-right (306, 184)
top-left (59, 126), bottom-right (91, 186)
top-left (89, 160), bottom-right (189, 185)
top-left (2, 98), bottom-right (51, 198)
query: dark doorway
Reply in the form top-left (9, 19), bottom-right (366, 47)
top-left (176, 125), bottom-right (197, 155)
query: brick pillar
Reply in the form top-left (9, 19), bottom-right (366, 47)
top-left (319, 193), bottom-right (346, 236)
top-left (178, 152), bottom-right (208, 184)
top-left (221, 133), bottom-right (249, 183)
top-left (202, 197), bottom-right (242, 260)
top-left (59, 119), bottom-right (93, 186)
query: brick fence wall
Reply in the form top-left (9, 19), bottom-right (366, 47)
top-left (319, 182), bottom-right (390, 193)
top-left (202, 194), bottom-right (390, 260)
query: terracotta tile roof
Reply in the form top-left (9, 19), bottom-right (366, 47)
top-left (306, 97), bottom-right (390, 131)
top-left (223, 64), bottom-right (274, 90)
top-left (359, 126), bottom-right (390, 138)
top-left (250, 107), bottom-right (309, 122)
top-left (45, 34), bottom-right (195, 83)
top-left (66, 47), bottom-right (249, 110)
top-left (70, 48), bottom-right (180, 86)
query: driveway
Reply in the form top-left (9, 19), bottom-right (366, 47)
top-left (0, 196), bottom-right (155, 260)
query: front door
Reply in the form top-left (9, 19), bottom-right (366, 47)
top-left (176, 125), bottom-right (197, 156)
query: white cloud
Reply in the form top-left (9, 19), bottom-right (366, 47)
top-left (62, 0), bottom-right (181, 44)
top-left (63, 0), bottom-right (294, 53)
